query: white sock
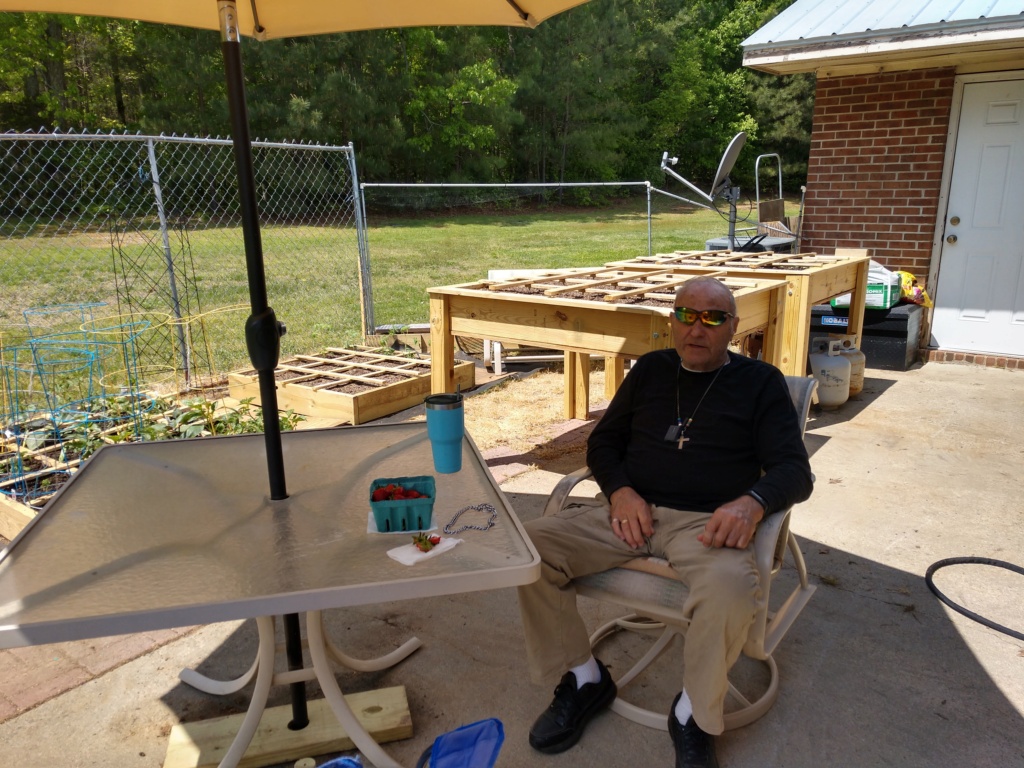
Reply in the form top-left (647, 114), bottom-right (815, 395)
top-left (569, 656), bottom-right (601, 688)
top-left (674, 689), bottom-right (694, 724)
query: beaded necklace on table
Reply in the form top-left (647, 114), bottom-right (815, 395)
top-left (444, 503), bottom-right (498, 535)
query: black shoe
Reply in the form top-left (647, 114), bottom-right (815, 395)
top-left (528, 660), bottom-right (617, 754)
top-left (668, 693), bottom-right (719, 768)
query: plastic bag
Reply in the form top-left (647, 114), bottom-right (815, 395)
top-left (415, 718), bottom-right (504, 768)
top-left (320, 757), bottom-right (363, 768)
top-left (896, 271), bottom-right (933, 307)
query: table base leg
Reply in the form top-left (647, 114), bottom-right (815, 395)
top-left (323, 622), bottom-right (422, 672)
top-left (218, 616), bottom-right (277, 768)
top-left (178, 613), bottom-right (421, 768)
top-left (307, 610), bottom-right (404, 768)
top-left (179, 651), bottom-right (260, 696)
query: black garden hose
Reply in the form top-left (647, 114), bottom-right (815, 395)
top-left (925, 557), bottom-right (1024, 642)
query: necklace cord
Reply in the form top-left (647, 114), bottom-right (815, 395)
top-left (675, 364), bottom-right (726, 444)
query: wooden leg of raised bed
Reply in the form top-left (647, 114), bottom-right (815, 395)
top-left (429, 294), bottom-right (456, 395)
top-left (604, 356), bottom-right (624, 401)
top-left (761, 284), bottom-right (787, 373)
top-left (564, 351), bottom-right (590, 420)
top-left (844, 255), bottom-right (870, 352)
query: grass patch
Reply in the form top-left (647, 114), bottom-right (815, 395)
top-left (2, 196), bottom-right (799, 381)
top-left (365, 198), bottom-right (765, 329)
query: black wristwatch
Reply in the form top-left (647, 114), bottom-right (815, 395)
top-left (745, 489), bottom-right (769, 515)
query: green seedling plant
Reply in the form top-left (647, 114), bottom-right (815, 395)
top-left (168, 397), bottom-right (304, 438)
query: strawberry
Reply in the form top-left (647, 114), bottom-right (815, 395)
top-left (412, 532), bottom-right (435, 552)
top-left (373, 483), bottom-right (429, 502)
top-left (429, 535), bottom-right (441, 546)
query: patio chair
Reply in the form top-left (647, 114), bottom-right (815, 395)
top-left (541, 375), bottom-right (817, 730)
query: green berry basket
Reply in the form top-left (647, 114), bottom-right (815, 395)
top-left (369, 475), bottom-right (436, 532)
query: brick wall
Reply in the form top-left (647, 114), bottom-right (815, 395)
top-left (803, 68), bottom-right (955, 273)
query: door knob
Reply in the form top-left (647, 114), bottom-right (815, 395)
top-left (946, 234), bottom-right (958, 244)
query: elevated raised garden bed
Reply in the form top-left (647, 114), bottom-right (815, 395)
top-left (227, 346), bottom-right (475, 425)
top-left (428, 268), bottom-right (790, 419)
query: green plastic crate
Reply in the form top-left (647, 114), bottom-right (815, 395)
top-left (369, 475), bottom-right (435, 532)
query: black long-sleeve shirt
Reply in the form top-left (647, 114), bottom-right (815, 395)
top-left (587, 349), bottom-right (813, 514)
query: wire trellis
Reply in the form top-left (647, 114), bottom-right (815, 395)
top-left (0, 130), bottom-right (371, 382)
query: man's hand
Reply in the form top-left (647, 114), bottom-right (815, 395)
top-left (608, 486), bottom-right (654, 549)
top-left (698, 495), bottom-right (765, 549)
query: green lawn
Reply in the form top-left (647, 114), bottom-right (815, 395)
top-left (365, 197), bottom-right (766, 330)
top-left (2, 196), bottom-right (796, 383)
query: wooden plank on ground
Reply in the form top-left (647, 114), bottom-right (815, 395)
top-left (163, 687), bottom-right (411, 768)
top-left (0, 493), bottom-right (34, 540)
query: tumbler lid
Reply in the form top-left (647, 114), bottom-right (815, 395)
top-left (424, 393), bottom-right (463, 409)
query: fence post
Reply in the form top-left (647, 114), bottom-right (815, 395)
top-left (646, 182), bottom-right (653, 257)
top-left (146, 138), bottom-right (191, 384)
top-left (346, 143), bottom-right (374, 337)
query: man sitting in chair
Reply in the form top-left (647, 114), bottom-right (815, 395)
top-left (517, 276), bottom-right (813, 767)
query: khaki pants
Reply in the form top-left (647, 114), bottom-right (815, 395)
top-left (517, 499), bottom-right (760, 735)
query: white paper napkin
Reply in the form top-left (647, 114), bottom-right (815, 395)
top-left (387, 537), bottom-right (462, 566)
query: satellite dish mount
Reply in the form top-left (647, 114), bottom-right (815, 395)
top-left (661, 132), bottom-right (747, 250)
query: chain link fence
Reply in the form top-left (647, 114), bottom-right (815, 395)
top-left (0, 130), bottom-right (371, 392)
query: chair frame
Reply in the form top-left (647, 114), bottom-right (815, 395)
top-left (542, 375), bottom-right (817, 731)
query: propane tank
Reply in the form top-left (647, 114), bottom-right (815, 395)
top-left (828, 334), bottom-right (866, 397)
top-left (808, 338), bottom-right (851, 409)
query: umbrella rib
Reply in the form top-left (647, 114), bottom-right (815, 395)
top-left (250, 0), bottom-right (265, 35)
top-left (506, 0), bottom-right (530, 23)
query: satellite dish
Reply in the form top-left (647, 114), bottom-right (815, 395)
top-left (660, 132), bottom-right (747, 205)
top-left (660, 131), bottom-right (748, 249)
top-left (710, 132), bottom-right (746, 199)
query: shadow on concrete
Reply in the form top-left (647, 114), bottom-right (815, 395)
top-left (155, 459), bottom-right (1024, 768)
top-left (497, 487), bottom-right (1024, 768)
top-left (152, 364), bottom-right (1024, 767)
top-left (806, 373), bottom-right (898, 427)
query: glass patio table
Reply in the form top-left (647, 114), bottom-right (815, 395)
top-left (0, 422), bottom-right (540, 767)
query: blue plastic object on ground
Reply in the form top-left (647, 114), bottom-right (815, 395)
top-left (320, 757), bottom-right (362, 768)
top-left (415, 718), bottom-right (504, 768)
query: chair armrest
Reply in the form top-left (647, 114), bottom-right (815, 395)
top-left (754, 507), bottom-right (791, 581)
top-left (542, 466), bottom-right (593, 517)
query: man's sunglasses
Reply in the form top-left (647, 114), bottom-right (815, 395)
top-left (672, 307), bottom-right (735, 327)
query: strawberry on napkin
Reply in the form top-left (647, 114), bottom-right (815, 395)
top-left (387, 536), bottom-right (462, 566)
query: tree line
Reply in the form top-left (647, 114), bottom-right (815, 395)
top-left (0, 1), bottom-right (814, 197)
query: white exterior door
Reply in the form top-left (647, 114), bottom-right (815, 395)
top-left (932, 77), bottom-right (1024, 355)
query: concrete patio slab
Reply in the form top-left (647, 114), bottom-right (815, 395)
top-left (1, 361), bottom-right (1022, 767)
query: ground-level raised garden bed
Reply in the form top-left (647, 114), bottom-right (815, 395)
top-left (0, 392), bottom-right (304, 539)
top-left (227, 346), bottom-right (475, 425)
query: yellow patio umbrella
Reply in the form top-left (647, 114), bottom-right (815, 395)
top-left (1, 1), bottom-right (592, 37)
top-left (2, 0), bottom-right (592, 732)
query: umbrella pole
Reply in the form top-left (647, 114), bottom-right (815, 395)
top-left (220, 2), bottom-right (308, 730)
top-left (218, 4), bottom-right (287, 503)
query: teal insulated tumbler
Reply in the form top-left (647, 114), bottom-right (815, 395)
top-left (424, 393), bottom-right (464, 473)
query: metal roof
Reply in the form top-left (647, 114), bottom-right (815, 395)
top-left (744, 0), bottom-right (1024, 49)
